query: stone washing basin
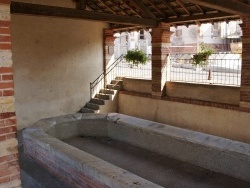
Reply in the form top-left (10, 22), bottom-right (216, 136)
top-left (23, 113), bottom-right (250, 187)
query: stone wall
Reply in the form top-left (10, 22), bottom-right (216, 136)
top-left (0, 0), bottom-right (21, 187)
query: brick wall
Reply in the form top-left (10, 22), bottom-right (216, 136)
top-left (103, 29), bottom-right (115, 86)
top-left (151, 22), bottom-right (171, 98)
top-left (0, 0), bottom-right (21, 187)
top-left (24, 137), bottom-right (109, 188)
top-left (240, 17), bottom-right (250, 112)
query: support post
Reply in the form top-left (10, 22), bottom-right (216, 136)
top-left (151, 22), bottom-right (171, 99)
top-left (103, 29), bottom-right (115, 87)
top-left (0, 0), bottom-right (21, 187)
top-left (240, 17), bottom-right (250, 112)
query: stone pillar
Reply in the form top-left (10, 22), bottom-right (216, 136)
top-left (240, 17), bottom-right (250, 112)
top-left (151, 22), bottom-right (171, 99)
top-left (103, 29), bottom-right (115, 87)
top-left (0, 0), bottom-right (21, 187)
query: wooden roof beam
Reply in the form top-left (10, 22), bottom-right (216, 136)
top-left (161, 0), bottom-right (179, 17)
top-left (146, 0), bottom-right (167, 18)
top-left (96, 0), bottom-right (116, 14)
top-left (11, 2), bottom-right (158, 27)
top-left (120, 0), bottom-right (142, 17)
top-left (187, 0), bottom-right (250, 16)
top-left (76, 0), bottom-right (87, 10)
top-left (127, 0), bottom-right (157, 19)
top-left (176, 0), bottom-right (191, 15)
top-left (164, 12), bottom-right (238, 24)
top-left (109, 0), bottom-right (129, 16)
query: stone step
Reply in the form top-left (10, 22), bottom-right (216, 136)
top-left (90, 98), bottom-right (105, 105)
top-left (80, 107), bottom-right (95, 113)
top-left (115, 76), bottom-right (124, 80)
top-left (85, 102), bottom-right (100, 110)
top-left (106, 84), bottom-right (120, 90)
top-left (111, 80), bottom-right (123, 87)
top-left (100, 89), bottom-right (115, 95)
top-left (96, 93), bottom-right (110, 100)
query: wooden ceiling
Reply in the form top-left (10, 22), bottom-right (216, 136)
top-left (11, 0), bottom-right (250, 31)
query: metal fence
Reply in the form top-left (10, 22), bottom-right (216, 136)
top-left (90, 56), bottom-right (151, 99)
top-left (169, 53), bottom-right (241, 86)
top-left (113, 60), bottom-right (152, 79)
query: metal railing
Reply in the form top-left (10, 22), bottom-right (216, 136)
top-left (90, 55), bottom-right (124, 99)
top-left (90, 55), bottom-right (152, 99)
top-left (170, 53), bottom-right (241, 86)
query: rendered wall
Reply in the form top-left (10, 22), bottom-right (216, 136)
top-left (12, 4), bottom-right (108, 129)
top-left (166, 82), bottom-right (240, 105)
top-left (119, 94), bottom-right (250, 144)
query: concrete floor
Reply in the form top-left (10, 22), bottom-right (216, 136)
top-left (18, 131), bottom-right (70, 188)
top-left (64, 136), bottom-right (250, 188)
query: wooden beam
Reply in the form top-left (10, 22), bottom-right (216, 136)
top-left (161, 0), bottom-right (178, 17)
top-left (127, 0), bottom-right (157, 19)
top-left (164, 12), bottom-right (239, 24)
top-left (76, 0), bottom-right (87, 10)
top-left (96, 0), bottom-right (116, 14)
top-left (187, 0), bottom-right (250, 16)
top-left (10, 2), bottom-right (158, 27)
top-left (146, 0), bottom-right (167, 18)
top-left (120, 0), bottom-right (142, 17)
top-left (176, 0), bottom-right (190, 15)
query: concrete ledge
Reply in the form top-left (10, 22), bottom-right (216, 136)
top-left (23, 113), bottom-right (250, 185)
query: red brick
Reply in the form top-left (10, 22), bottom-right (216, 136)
top-left (5, 133), bottom-right (16, 139)
top-left (0, 35), bottom-right (11, 43)
top-left (3, 89), bottom-right (14, 96)
top-left (0, 21), bottom-right (10, 27)
top-left (0, 67), bottom-right (13, 73)
top-left (0, 154), bottom-right (18, 163)
top-left (0, 0), bottom-right (10, 4)
top-left (0, 27), bottom-right (10, 35)
top-left (4, 118), bottom-right (16, 126)
top-left (0, 176), bottom-right (10, 184)
top-left (2, 74), bottom-right (13, 81)
top-left (0, 126), bottom-right (17, 135)
top-left (0, 112), bottom-right (15, 119)
top-left (0, 81), bottom-right (14, 89)
top-left (0, 43), bottom-right (11, 50)
top-left (0, 135), bottom-right (6, 141)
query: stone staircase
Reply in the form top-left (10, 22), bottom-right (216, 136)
top-left (80, 78), bottom-right (123, 113)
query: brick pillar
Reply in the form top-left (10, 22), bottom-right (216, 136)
top-left (240, 17), bottom-right (250, 112)
top-left (103, 29), bottom-right (115, 87)
top-left (151, 22), bottom-right (171, 99)
top-left (0, 0), bottom-right (21, 187)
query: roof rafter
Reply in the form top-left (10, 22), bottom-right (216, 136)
top-left (146, 0), bottom-right (167, 18)
top-left (176, 0), bottom-right (190, 15)
top-left (11, 2), bottom-right (158, 27)
top-left (127, 0), bottom-right (157, 19)
top-left (187, 0), bottom-right (250, 16)
top-left (164, 12), bottom-right (238, 24)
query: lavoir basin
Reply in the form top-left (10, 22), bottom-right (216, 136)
top-left (23, 113), bottom-right (250, 188)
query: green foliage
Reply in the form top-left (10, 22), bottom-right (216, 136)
top-left (124, 49), bottom-right (148, 67)
top-left (192, 43), bottom-right (214, 67)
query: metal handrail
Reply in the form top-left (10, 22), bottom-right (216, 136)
top-left (90, 55), bottom-right (124, 99)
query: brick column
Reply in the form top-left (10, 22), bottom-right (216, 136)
top-left (0, 0), bottom-right (21, 187)
top-left (240, 17), bottom-right (250, 112)
top-left (103, 29), bottom-right (115, 87)
top-left (151, 22), bottom-right (171, 99)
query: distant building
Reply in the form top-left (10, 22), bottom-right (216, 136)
top-left (114, 20), bottom-right (242, 57)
